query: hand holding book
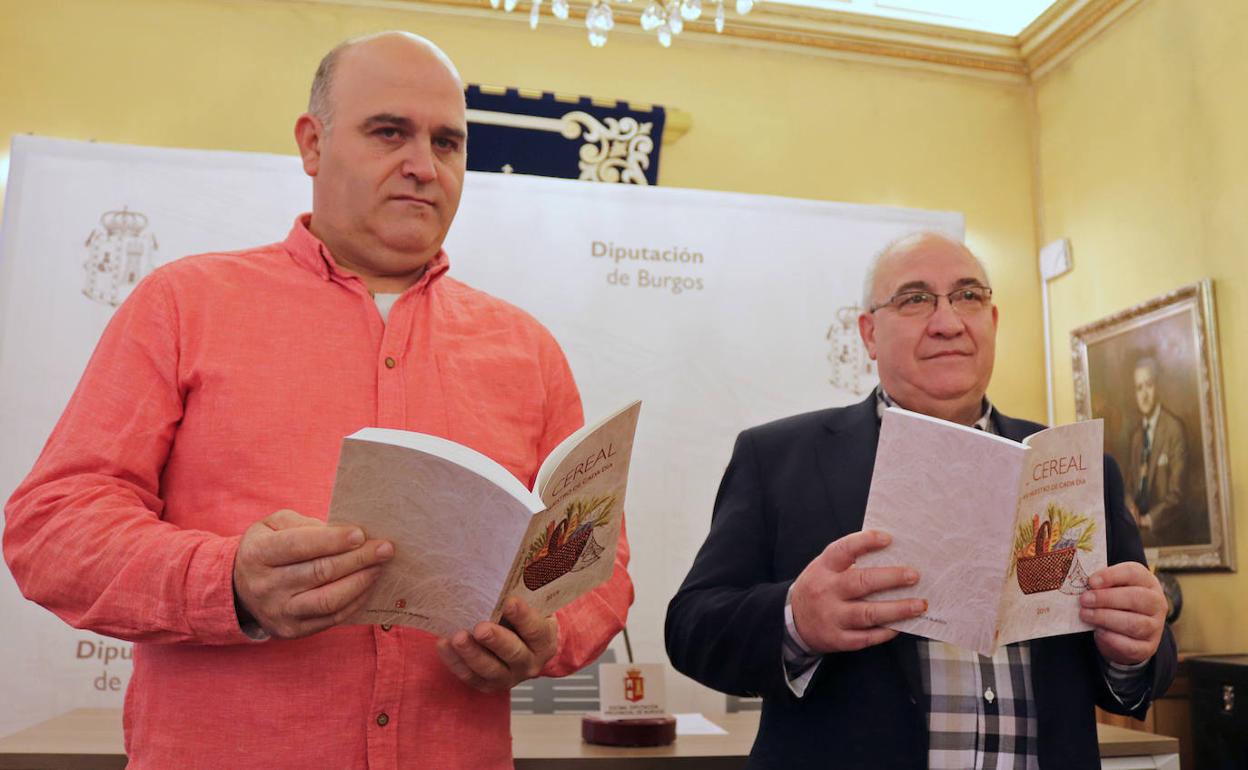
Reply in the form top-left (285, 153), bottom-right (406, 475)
top-left (856, 407), bottom-right (1109, 656)
top-left (789, 529), bottom-right (927, 653)
top-left (325, 401), bottom-right (642, 636)
top-left (1079, 562), bottom-right (1167, 666)
top-left (435, 597), bottom-right (559, 693)
top-left (231, 508), bottom-right (394, 640)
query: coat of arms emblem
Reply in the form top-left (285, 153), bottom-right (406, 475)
top-left (623, 667), bottom-right (645, 702)
top-left (83, 207), bottom-right (158, 306)
top-left (826, 305), bottom-right (876, 395)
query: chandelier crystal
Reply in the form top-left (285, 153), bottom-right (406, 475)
top-left (498, 0), bottom-right (754, 46)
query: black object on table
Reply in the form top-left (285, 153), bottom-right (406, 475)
top-left (1187, 654), bottom-right (1248, 770)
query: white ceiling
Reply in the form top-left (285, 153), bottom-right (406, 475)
top-left (764, 0), bottom-right (1060, 36)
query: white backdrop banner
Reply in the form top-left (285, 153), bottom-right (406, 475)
top-left (0, 135), bottom-right (961, 734)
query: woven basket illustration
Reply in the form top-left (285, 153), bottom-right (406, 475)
top-left (1016, 546), bottom-right (1076, 594)
top-left (523, 525), bottom-right (593, 590)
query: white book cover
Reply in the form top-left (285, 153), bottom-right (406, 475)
top-left (857, 407), bottom-right (1106, 655)
top-left (326, 401), bottom-right (641, 636)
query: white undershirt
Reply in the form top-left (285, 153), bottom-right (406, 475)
top-left (373, 293), bottom-right (401, 323)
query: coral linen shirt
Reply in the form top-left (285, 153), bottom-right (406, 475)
top-left (4, 216), bottom-right (633, 769)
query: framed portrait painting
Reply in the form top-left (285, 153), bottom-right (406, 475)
top-left (1071, 279), bottom-right (1234, 571)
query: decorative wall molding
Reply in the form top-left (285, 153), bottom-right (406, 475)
top-left (1019, 0), bottom-right (1144, 80)
top-left (295, 0), bottom-right (1146, 83)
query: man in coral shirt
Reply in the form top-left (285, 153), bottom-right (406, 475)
top-left (4, 32), bottom-right (632, 769)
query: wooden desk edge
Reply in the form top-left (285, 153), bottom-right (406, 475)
top-left (0, 708), bottom-right (1182, 766)
top-left (1095, 722), bottom-right (1180, 758)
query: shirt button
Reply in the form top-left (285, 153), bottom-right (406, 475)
top-left (384, 357), bottom-right (396, 369)
top-left (376, 712), bottom-right (390, 727)
top-left (984, 687), bottom-right (995, 704)
top-left (380, 624), bottom-right (392, 632)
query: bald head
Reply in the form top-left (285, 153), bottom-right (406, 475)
top-left (294, 30), bottom-right (468, 293)
top-left (863, 232), bottom-right (989, 310)
top-left (308, 31), bottom-right (463, 130)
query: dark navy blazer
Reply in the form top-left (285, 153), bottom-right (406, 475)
top-left (665, 395), bottom-right (1177, 769)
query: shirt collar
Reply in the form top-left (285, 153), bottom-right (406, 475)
top-left (282, 214), bottom-right (450, 293)
top-left (1144, 405), bottom-right (1161, 434)
top-left (874, 386), bottom-right (996, 434)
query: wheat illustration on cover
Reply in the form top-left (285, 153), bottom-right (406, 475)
top-left (517, 494), bottom-right (615, 591)
top-left (1009, 503), bottom-right (1096, 595)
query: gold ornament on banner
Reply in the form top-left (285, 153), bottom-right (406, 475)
top-left (562, 112), bottom-right (654, 185)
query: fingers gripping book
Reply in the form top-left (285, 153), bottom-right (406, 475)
top-left (326, 401), bottom-right (641, 636)
top-left (856, 407), bottom-right (1107, 656)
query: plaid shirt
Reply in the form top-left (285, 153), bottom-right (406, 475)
top-left (781, 389), bottom-right (1151, 769)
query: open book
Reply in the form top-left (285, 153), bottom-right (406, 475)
top-left (326, 401), bottom-right (641, 636)
top-left (856, 407), bottom-right (1106, 656)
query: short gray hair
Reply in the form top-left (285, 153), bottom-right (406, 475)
top-left (861, 231), bottom-right (990, 310)
top-left (307, 41), bottom-right (350, 127)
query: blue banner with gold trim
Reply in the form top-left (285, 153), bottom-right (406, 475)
top-left (465, 85), bottom-right (665, 185)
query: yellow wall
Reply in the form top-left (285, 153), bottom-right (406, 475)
top-left (5, 0), bottom-right (1244, 652)
top-left (3, 0), bottom-right (1242, 679)
top-left (1035, 0), bottom-right (1247, 651)
top-left (0, 0), bottom-right (1045, 421)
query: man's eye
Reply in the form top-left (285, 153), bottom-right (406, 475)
top-left (901, 292), bottom-right (932, 306)
top-left (434, 137), bottom-right (460, 151)
top-left (375, 128), bottom-right (402, 140)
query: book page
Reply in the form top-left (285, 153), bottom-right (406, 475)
top-left (858, 408), bottom-right (1029, 657)
top-left (997, 419), bottom-right (1106, 646)
top-left (348, 428), bottom-right (540, 511)
top-left (534, 400), bottom-right (643, 499)
top-left (495, 401), bottom-right (642, 620)
top-left (327, 437), bottom-right (536, 636)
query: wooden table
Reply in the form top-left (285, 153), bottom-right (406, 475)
top-left (0, 709), bottom-right (1180, 769)
top-left (513, 713), bottom-right (758, 769)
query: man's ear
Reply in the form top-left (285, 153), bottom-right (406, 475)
top-left (294, 114), bottom-right (324, 177)
top-left (858, 312), bottom-right (878, 360)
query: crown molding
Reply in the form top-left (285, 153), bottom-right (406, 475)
top-left (289, 0), bottom-right (1144, 83)
top-left (1019, 0), bottom-right (1143, 80)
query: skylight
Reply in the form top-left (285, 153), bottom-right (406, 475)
top-left (766, 0), bottom-right (1059, 36)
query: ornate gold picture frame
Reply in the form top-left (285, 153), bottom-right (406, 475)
top-left (1071, 280), bottom-right (1234, 571)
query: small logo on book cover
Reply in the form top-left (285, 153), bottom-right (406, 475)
top-left (394, 599), bottom-right (407, 609)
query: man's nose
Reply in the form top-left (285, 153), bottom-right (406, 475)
top-left (926, 295), bottom-right (965, 335)
top-left (400, 140), bottom-right (438, 183)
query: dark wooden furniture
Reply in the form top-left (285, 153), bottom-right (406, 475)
top-left (1187, 654), bottom-right (1248, 770)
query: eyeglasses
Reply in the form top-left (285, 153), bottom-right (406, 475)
top-left (869, 285), bottom-right (993, 317)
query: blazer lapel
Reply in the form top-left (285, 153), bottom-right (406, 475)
top-left (816, 395), bottom-right (925, 705)
top-left (815, 395), bottom-right (880, 531)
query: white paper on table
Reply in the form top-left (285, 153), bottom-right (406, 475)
top-left (674, 713), bottom-right (729, 735)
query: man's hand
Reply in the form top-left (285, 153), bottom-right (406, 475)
top-left (1080, 562), bottom-right (1166, 666)
top-left (435, 598), bottom-right (558, 693)
top-left (233, 509), bottom-right (394, 639)
top-left (789, 530), bottom-right (926, 653)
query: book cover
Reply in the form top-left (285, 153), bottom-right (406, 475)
top-left (856, 407), bottom-right (1105, 655)
top-left (326, 401), bottom-right (641, 636)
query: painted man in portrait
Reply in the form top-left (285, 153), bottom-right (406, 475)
top-left (1125, 356), bottom-right (1191, 546)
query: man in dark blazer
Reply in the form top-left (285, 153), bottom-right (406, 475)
top-left (666, 233), bottom-right (1175, 769)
